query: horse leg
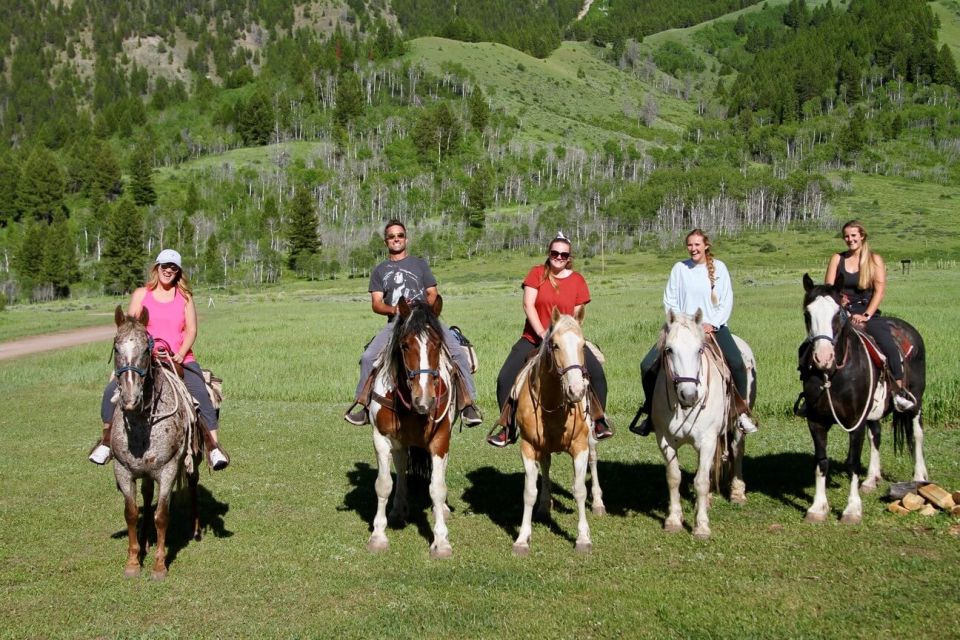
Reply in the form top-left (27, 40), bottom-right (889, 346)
top-left (513, 451), bottom-right (539, 556)
top-left (692, 437), bottom-right (718, 539)
top-left (151, 470), bottom-right (177, 580)
top-left (805, 421), bottom-right (830, 522)
top-left (140, 478), bottom-right (155, 555)
top-left (588, 437), bottom-right (606, 515)
top-left (535, 454), bottom-right (551, 520)
top-left (367, 431), bottom-right (393, 553)
top-left (118, 474), bottom-right (140, 578)
top-left (660, 441), bottom-right (684, 533)
top-left (840, 428), bottom-right (865, 525)
top-left (912, 411), bottom-right (928, 482)
top-left (861, 421), bottom-right (882, 493)
top-left (389, 445), bottom-right (409, 525)
top-left (428, 453), bottom-right (452, 559)
top-left (729, 429), bottom-right (747, 505)
top-left (572, 448), bottom-right (592, 553)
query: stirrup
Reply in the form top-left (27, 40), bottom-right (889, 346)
top-left (793, 393), bottom-right (807, 418)
top-left (893, 389), bottom-right (916, 412)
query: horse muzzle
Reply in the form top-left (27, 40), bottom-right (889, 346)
top-left (676, 382), bottom-right (699, 408)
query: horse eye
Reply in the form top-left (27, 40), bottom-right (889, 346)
top-left (550, 341), bottom-right (558, 350)
top-left (400, 343), bottom-right (409, 350)
top-left (664, 347), bottom-right (673, 355)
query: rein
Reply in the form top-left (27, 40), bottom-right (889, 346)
top-left (819, 327), bottom-right (876, 433)
top-left (528, 339), bottom-right (588, 414)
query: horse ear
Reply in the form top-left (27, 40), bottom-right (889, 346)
top-left (138, 307), bottom-right (149, 327)
top-left (551, 306), bottom-right (561, 325)
top-left (574, 305), bottom-right (585, 325)
top-left (432, 294), bottom-right (443, 317)
top-left (397, 298), bottom-right (411, 318)
top-left (114, 305), bottom-right (125, 327)
top-left (694, 308), bottom-right (703, 324)
top-left (668, 309), bottom-right (676, 324)
top-left (803, 273), bottom-right (814, 292)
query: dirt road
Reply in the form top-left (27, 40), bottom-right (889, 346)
top-left (0, 324), bottom-right (115, 362)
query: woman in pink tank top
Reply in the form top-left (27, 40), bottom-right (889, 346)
top-left (89, 249), bottom-right (229, 470)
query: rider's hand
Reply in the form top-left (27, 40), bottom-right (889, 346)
top-left (703, 323), bottom-right (716, 334)
top-left (172, 352), bottom-right (185, 364)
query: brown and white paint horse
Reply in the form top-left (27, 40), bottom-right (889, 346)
top-left (512, 307), bottom-right (605, 555)
top-left (109, 306), bottom-right (201, 579)
top-left (367, 297), bottom-right (457, 558)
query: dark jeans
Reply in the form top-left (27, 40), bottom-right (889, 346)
top-left (640, 325), bottom-right (747, 412)
top-left (496, 338), bottom-right (607, 411)
top-left (862, 314), bottom-right (904, 380)
top-left (101, 361), bottom-right (219, 431)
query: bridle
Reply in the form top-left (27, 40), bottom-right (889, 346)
top-left (113, 334), bottom-right (155, 378)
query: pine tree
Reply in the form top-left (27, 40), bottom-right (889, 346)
top-left (285, 186), bottom-right (320, 271)
top-left (89, 142), bottom-right (123, 204)
top-left (934, 44), bottom-right (959, 89)
top-left (467, 165), bottom-right (491, 229)
top-left (0, 153), bottom-right (20, 226)
top-left (15, 220), bottom-right (46, 292)
top-left (16, 148), bottom-right (65, 224)
top-left (101, 198), bottom-right (146, 294)
top-left (334, 70), bottom-right (364, 127)
top-left (468, 87), bottom-right (489, 132)
top-left (237, 91), bottom-right (274, 145)
top-left (129, 141), bottom-right (157, 206)
top-left (40, 211), bottom-right (79, 298)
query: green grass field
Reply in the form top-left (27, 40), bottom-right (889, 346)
top-left (2, 248), bottom-right (959, 637)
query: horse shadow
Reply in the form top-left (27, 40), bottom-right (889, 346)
top-left (111, 483), bottom-right (232, 568)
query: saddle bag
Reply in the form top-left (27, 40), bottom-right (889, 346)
top-left (449, 325), bottom-right (479, 374)
top-left (202, 369), bottom-right (224, 410)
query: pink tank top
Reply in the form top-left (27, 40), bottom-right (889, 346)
top-left (141, 288), bottom-right (195, 363)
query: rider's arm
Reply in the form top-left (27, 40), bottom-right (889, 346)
top-left (176, 296), bottom-right (197, 364)
top-left (425, 285), bottom-right (438, 306)
top-left (862, 254), bottom-right (887, 320)
top-left (824, 253), bottom-right (841, 285)
top-left (370, 291), bottom-right (396, 318)
top-left (522, 285), bottom-right (546, 338)
top-left (127, 288), bottom-right (147, 317)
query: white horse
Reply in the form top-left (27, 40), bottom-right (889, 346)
top-left (651, 310), bottom-right (754, 539)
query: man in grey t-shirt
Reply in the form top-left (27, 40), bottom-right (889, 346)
top-left (344, 219), bottom-right (483, 427)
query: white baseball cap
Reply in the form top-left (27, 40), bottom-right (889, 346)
top-left (155, 249), bottom-right (182, 268)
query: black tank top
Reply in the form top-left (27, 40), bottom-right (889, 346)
top-left (834, 253), bottom-right (873, 314)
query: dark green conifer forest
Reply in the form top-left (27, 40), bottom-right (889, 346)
top-left (0, 0), bottom-right (956, 301)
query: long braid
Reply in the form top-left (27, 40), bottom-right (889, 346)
top-left (688, 228), bottom-right (718, 305)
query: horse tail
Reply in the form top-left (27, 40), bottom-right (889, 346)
top-left (892, 410), bottom-right (915, 458)
top-left (408, 446), bottom-right (432, 480)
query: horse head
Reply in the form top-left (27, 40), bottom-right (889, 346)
top-left (545, 306), bottom-right (588, 403)
top-left (802, 273), bottom-right (844, 372)
top-left (113, 305), bottom-right (152, 411)
top-left (662, 309), bottom-right (706, 408)
top-left (394, 296), bottom-right (445, 416)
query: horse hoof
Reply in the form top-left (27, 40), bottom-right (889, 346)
top-left (730, 493), bottom-right (747, 506)
top-left (860, 482), bottom-right (877, 494)
top-left (804, 511), bottom-right (828, 523)
top-left (151, 569), bottom-right (167, 581)
top-left (840, 513), bottom-right (861, 525)
top-left (575, 541), bottom-right (593, 554)
top-left (430, 545), bottom-right (453, 560)
top-left (123, 565), bottom-right (140, 578)
top-left (693, 528), bottom-right (711, 540)
top-left (664, 522), bottom-right (683, 534)
top-left (592, 505), bottom-right (607, 516)
top-left (512, 543), bottom-right (530, 557)
top-left (366, 538), bottom-right (389, 553)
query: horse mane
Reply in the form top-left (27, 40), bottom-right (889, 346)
top-left (803, 282), bottom-right (841, 309)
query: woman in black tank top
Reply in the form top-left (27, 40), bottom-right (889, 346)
top-left (823, 220), bottom-right (914, 409)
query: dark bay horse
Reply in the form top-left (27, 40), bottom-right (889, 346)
top-left (367, 296), bottom-right (457, 558)
top-left (110, 306), bottom-right (202, 578)
top-left (800, 274), bottom-right (927, 524)
top-left (511, 307), bottom-right (605, 555)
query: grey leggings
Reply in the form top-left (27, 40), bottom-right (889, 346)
top-left (101, 361), bottom-right (219, 431)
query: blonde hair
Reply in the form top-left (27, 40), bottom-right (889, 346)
top-left (687, 228), bottom-right (718, 305)
top-left (146, 263), bottom-right (193, 299)
top-left (841, 220), bottom-right (875, 290)
top-left (541, 236), bottom-right (574, 292)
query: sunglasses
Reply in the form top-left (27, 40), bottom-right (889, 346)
top-left (386, 233), bottom-right (406, 240)
top-left (549, 250), bottom-right (570, 260)
top-left (159, 263), bottom-right (180, 271)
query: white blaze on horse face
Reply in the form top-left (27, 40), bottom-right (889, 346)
top-left (555, 328), bottom-right (586, 401)
top-left (807, 295), bottom-right (839, 370)
top-left (667, 322), bottom-right (702, 408)
top-left (411, 332), bottom-right (435, 414)
top-left (116, 334), bottom-right (146, 410)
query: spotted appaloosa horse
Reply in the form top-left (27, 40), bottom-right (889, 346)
top-left (800, 274), bottom-right (927, 524)
top-left (511, 307), bottom-right (605, 555)
top-left (109, 306), bottom-right (202, 579)
top-left (650, 309), bottom-right (754, 539)
top-left (366, 297), bottom-right (458, 558)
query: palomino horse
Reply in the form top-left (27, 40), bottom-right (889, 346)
top-left (367, 296), bottom-right (457, 558)
top-left (110, 306), bottom-right (202, 579)
top-left (512, 307), bottom-right (605, 555)
top-left (800, 274), bottom-right (927, 524)
top-left (651, 309), bottom-right (754, 539)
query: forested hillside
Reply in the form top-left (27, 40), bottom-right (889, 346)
top-left (0, 0), bottom-right (957, 304)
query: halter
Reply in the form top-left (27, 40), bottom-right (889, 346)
top-left (114, 335), bottom-right (155, 378)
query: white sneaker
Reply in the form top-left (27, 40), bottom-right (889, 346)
top-left (737, 414), bottom-right (758, 434)
top-left (88, 444), bottom-right (111, 465)
top-left (894, 393), bottom-right (915, 412)
top-left (209, 447), bottom-right (229, 471)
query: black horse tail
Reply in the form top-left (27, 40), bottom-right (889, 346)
top-left (892, 410), bottom-right (916, 458)
top-left (408, 446), bottom-right (432, 479)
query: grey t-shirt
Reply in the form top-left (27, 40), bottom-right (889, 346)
top-left (368, 255), bottom-right (437, 316)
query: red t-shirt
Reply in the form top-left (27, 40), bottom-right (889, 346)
top-left (521, 264), bottom-right (591, 344)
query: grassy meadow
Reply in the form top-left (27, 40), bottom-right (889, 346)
top-left (2, 227), bottom-right (960, 638)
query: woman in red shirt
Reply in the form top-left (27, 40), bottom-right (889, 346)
top-left (487, 233), bottom-right (612, 447)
